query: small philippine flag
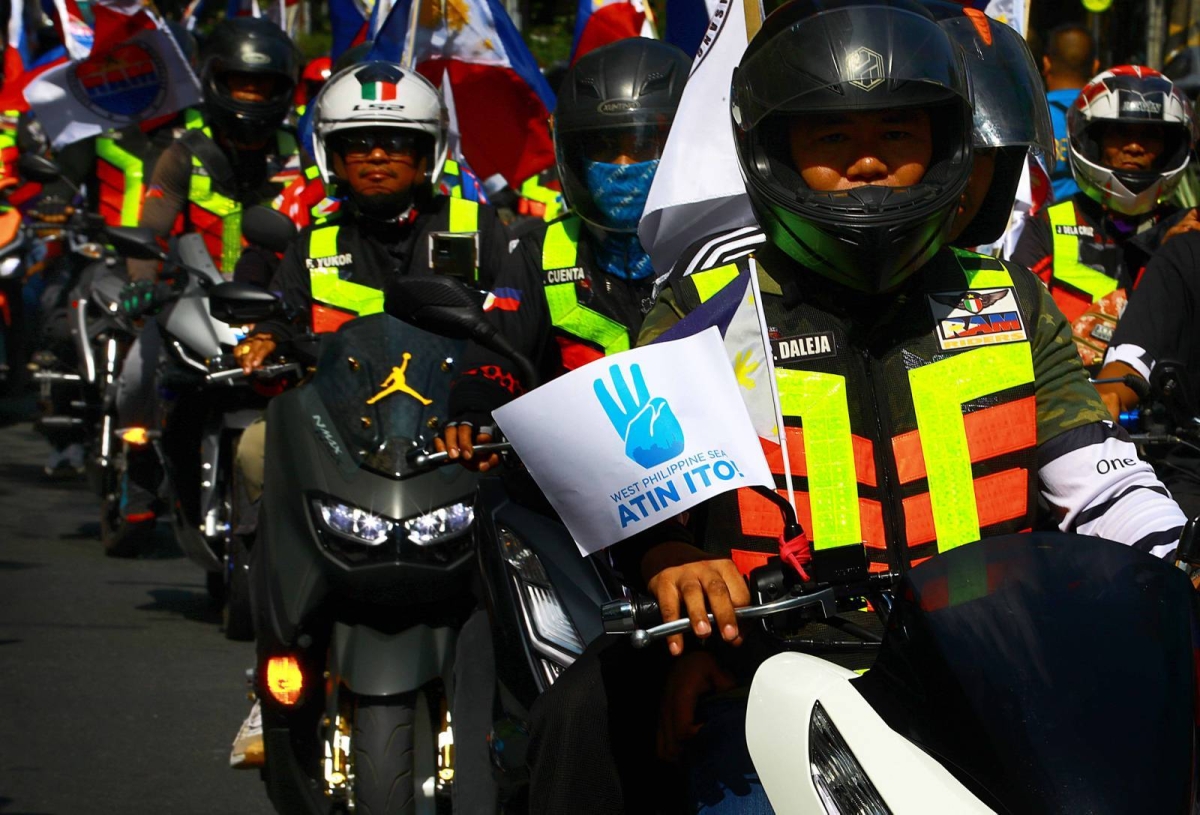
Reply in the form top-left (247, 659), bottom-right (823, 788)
top-left (483, 287), bottom-right (522, 312)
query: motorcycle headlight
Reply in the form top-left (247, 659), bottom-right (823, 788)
top-left (809, 701), bottom-right (891, 815)
top-left (0, 256), bottom-right (20, 278)
top-left (313, 497), bottom-right (394, 546)
top-left (405, 502), bottom-right (474, 545)
top-left (498, 526), bottom-right (584, 685)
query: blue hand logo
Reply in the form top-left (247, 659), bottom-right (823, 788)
top-left (594, 363), bottom-right (685, 468)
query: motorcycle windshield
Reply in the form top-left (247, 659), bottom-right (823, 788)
top-left (312, 313), bottom-right (464, 477)
top-left (853, 532), bottom-right (1198, 815)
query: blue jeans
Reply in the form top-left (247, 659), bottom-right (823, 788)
top-left (686, 696), bottom-right (775, 814)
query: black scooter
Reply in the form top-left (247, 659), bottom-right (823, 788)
top-left (250, 274), bottom-right (619, 814)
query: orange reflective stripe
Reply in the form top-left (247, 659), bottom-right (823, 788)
top-left (311, 304), bottom-right (356, 334)
top-left (892, 396), bottom-right (1037, 485)
top-left (737, 488), bottom-right (886, 551)
top-left (903, 467), bottom-right (1030, 547)
top-left (761, 428), bottom-right (877, 487)
top-left (730, 549), bottom-right (772, 579)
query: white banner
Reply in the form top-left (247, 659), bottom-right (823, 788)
top-left (25, 24), bottom-right (202, 149)
top-left (493, 328), bottom-right (773, 555)
top-left (638, 0), bottom-right (758, 281)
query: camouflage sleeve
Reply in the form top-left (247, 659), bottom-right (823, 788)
top-left (635, 285), bottom-right (687, 346)
top-left (1030, 277), bottom-right (1110, 444)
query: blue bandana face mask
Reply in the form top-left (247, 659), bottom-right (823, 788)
top-left (584, 159), bottom-right (659, 232)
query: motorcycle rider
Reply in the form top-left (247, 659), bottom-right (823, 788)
top-left (227, 59), bottom-right (518, 768)
top-left (232, 60), bottom-right (515, 518)
top-left (107, 18), bottom-right (301, 554)
top-left (1011, 65), bottom-right (1199, 370)
top-left (1094, 232), bottom-right (1200, 518)
top-left (524, 2), bottom-right (1190, 811)
top-left (435, 37), bottom-right (692, 469)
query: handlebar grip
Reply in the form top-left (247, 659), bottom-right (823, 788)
top-left (600, 594), bottom-right (662, 634)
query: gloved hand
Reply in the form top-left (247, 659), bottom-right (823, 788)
top-left (28, 195), bottom-right (74, 226)
top-left (119, 279), bottom-right (177, 317)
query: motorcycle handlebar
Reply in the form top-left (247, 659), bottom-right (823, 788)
top-left (206, 361), bottom-right (301, 384)
top-left (409, 441), bottom-right (514, 469)
top-left (602, 570), bottom-right (898, 649)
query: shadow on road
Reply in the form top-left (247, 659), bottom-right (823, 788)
top-left (136, 588), bottom-right (222, 625)
top-left (0, 561), bottom-right (39, 571)
top-left (0, 795), bottom-right (53, 815)
top-left (0, 393), bottom-right (36, 428)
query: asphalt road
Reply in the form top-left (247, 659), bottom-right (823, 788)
top-left (0, 395), bottom-right (275, 815)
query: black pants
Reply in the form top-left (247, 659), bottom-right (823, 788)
top-left (527, 635), bottom-right (684, 815)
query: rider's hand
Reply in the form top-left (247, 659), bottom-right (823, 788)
top-left (235, 334), bottom-right (277, 375)
top-left (434, 424), bottom-right (500, 471)
top-left (643, 541), bottom-right (750, 656)
top-left (1163, 208), bottom-right (1200, 244)
top-left (656, 650), bottom-right (735, 763)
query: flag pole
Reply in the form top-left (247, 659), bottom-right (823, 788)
top-left (743, 0), bottom-right (762, 41)
top-left (402, 0), bottom-right (421, 68)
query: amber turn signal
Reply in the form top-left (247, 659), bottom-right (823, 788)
top-left (265, 656), bottom-right (304, 706)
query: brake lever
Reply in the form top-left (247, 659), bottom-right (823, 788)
top-left (206, 361), bottom-right (300, 383)
top-left (627, 588), bottom-right (838, 649)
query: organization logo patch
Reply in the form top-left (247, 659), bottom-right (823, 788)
top-left (846, 47), bottom-right (885, 91)
top-left (928, 288), bottom-right (1027, 350)
top-left (68, 43), bottom-right (167, 122)
top-left (771, 330), bottom-right (836, 363)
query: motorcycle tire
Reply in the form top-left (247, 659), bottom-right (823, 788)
top-left (223, 535), bottom-right (254, 641)
top-left (353, 694), bottom-right (419, 815)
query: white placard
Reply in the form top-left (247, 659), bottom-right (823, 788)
top-left (493, 327), bottom-right (773, 555)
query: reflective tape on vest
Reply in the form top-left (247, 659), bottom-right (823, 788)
top-left (1047, 201), bottom-right (1119, 301)
top-left (908, 342), bottom-right (1035, 552)
top-left (96, 136), bottom-right (145, 227)
top-left (307, 225), bottom-right (383, 332)
top-left (775, 370), bottom-right (862, 549)
top-left (689, 264), bottom-right (740, 304)
top-left (542, 217), bottom-right (630, 355)
top-left (520, 173), bottom-right (563, 222)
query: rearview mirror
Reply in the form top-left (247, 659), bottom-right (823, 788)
top-left (242, 206), bottom-right (297, 254)
top-left (209, 281), bottom-right (283, 325)
top-left (384, 275), bottom-right (488, 341)
top-left (18, 153), bottom-right (63, 184)
top-left (106, 226), bottom-right (166, 261)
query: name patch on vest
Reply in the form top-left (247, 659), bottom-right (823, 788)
top-left (306, 253), bottom-right (354, 269)
top-left (771, 331), bottom-right (836, 363)
top-left (1054, 224), bottom-right (1094, 237)
top-left (927, 288), bottom-right (1028, 350)
top-left (545, 267), bottom-right (586, 285)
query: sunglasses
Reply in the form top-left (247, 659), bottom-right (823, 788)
top-left (335, 132), bottom-right (422, 158)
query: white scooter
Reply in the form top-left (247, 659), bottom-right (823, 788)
top-left (607, 518), bottom-right (1199, 814)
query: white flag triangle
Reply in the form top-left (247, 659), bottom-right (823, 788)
top-left (639, 0), bottom-right (760, 281)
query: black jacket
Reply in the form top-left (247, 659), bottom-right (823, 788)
top-left (256, 196), bottom-right (515, 341)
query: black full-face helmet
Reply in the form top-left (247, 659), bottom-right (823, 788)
top-left (731, 0), bottom-right (975, 293)
top-left (923, 1), bottom-right (1054, 246)
top-left (554, 38), bottom-right (691, 233)
top-left (200, 18), bottom-right (301, 144)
